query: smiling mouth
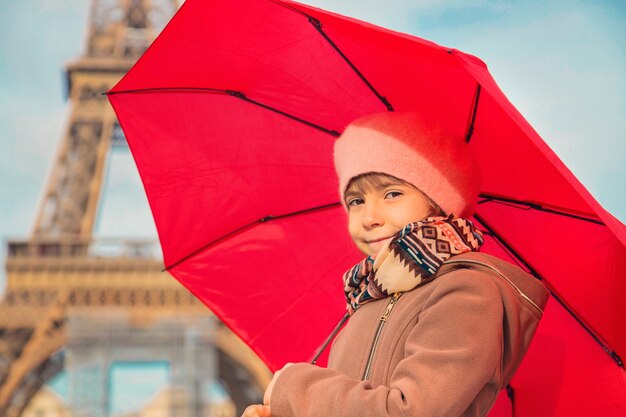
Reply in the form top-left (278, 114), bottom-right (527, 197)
top-left (365, 236), bottom-right (393, 244)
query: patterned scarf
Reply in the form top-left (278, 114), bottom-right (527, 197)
top-left (343, 215), bottom-right (484, 314)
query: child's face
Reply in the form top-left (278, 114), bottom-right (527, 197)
top-left (345, 180), bottom-right (433, 256)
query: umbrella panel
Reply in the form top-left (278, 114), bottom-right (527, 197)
top-left (113, 0), bottom-right (385, 132)
top-left (109, 91), bottom-right (339, 268)
top-left (170, 206), bottom-right (359, 371)
top-left (510, 298), bottom-right (626, 417)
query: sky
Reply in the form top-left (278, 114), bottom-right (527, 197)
top-left (1, 0), bottom-right (625, 413)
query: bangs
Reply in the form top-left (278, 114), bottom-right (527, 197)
top-left (344, 172), bottom-right (408, 197)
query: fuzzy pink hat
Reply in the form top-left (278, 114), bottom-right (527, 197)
top-left (333, 112), bottom-right (481, 218)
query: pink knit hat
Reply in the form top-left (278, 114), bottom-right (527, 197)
top-left (333, 112), bottom-right (481, 218)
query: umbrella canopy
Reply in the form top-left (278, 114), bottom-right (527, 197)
top-left (107, 0), bottom-right (626, 415)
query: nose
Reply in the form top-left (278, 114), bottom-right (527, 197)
top-left (362, 201), bottom-right (384, 230)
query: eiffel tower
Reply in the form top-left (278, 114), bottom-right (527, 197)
top-left (0, 1), bottom-right (270, 416)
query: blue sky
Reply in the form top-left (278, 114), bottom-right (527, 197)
top-left (1, 0), bottom-right (625, 412)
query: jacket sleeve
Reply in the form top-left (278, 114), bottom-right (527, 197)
top-left (270, 269), bottom-right (505, 417)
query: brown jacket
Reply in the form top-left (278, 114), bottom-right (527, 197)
top-left (271, 252), bottom-right (549, 417)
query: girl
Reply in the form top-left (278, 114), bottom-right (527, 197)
top-left (244, 112), bottom-right (548, 417)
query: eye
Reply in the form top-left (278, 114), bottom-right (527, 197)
top-left (347, 197), bottom-right (364, 207)
top-left (385, 190), bottom-right (403, 199)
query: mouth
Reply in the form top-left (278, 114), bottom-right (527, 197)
top-left (365, 236), bottom-right (393, 244)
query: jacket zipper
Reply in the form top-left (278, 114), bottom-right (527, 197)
top-left (362, 292), bottom-right (402, 380)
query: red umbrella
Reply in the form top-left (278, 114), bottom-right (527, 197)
top-left (107, 0), bottom-right (626, 415)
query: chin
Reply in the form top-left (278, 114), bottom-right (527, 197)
top-left (355, 244), bottom-right (371, 256)
top-left (358, 247), bottom-right (371, 256)
top-left (367, 243), bottom-right (385, 256)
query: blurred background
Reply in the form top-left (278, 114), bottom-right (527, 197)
top-left (0, 0), bottom-right (624, 416)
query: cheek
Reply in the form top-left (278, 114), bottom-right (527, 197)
top-left (391, 199), bottom-right (431, 226)
top-left (387, 216), bottom-right (409, 230)
top-left (347, 214), bottom-right (360, 239)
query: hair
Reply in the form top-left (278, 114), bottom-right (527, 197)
top-left (344, 172), bottom-right (447, 217)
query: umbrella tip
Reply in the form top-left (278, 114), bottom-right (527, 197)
top-left (308, 16), bottom-right (322, 29)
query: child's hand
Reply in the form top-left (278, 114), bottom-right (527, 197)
top-left (242, 404), bottom-right (271, 417)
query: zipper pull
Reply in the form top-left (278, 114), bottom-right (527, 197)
top-left (381, 293), bottom-right (401, 322)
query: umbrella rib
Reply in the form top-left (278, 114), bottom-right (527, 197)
top-left (474, 213), bottom-right (624, 368)
top-left (478, 193), bottom-right (604, 225)
top-left (305, 16), bottom-right (394, 112)
top-left (104, 87), bottom-right (227, 95)
top-left (162, 202), bottom-right (341, 272)
top-left (104, 88), bottom-right (341, 137)
top-left (505, 385), bottom-right (515, 416)
top-left (465, 83), bottom-right (481, 143)
top-left (474, 214), bottom-right (541, 278)
top-left (225, 90), bottom-right (340, 137)
top-left (257, 201), bottom-right (341, 222)
top-left (310, 312), bottom-right (350, 365)
top-left (238, 1), bottom-right (394, 111)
